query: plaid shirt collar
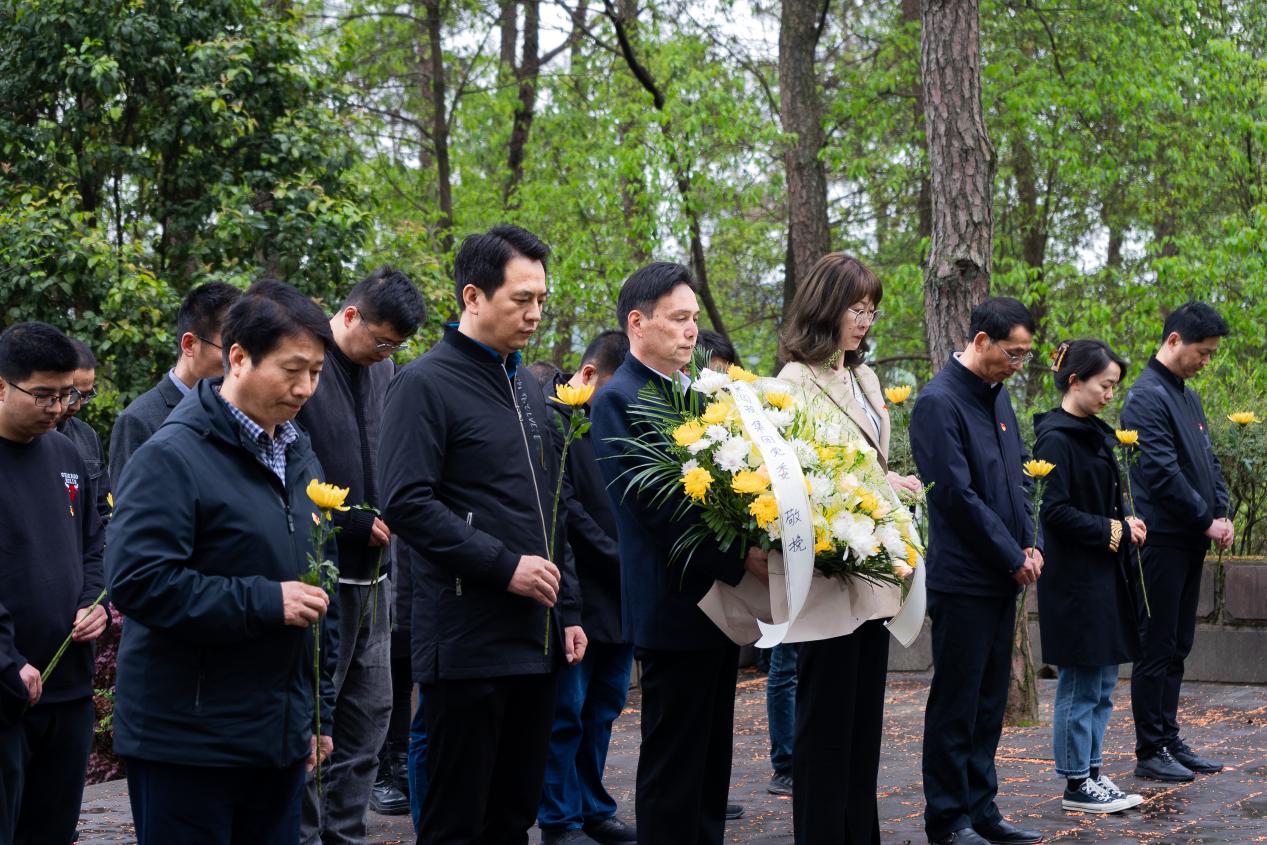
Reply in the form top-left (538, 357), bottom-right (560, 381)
top-left (216, 389), bottom-right (298, 483)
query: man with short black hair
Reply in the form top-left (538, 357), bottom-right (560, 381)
top-left (697, 329), bottom-right (738, 373)
top-left (911, 297), bottom-right (1045, 845)
top-left (108, 280), bottom-right (340, 844)
top-left (0, 321), bottom-right (107, 845)
top-left (57, 338), bottom-right (111, 521)
top-left (298, 268), bottom-right (425, 845)
top-left (591, 262), bottom-right (767, 845)
top-left (109, 281), bottom-right (241, 484)
top-left (1123, 301), bottom-right (1231, 782)
top-left (380, 224), bottom-right (586, 845)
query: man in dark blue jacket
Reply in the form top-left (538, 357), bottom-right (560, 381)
top-left (380, 224), bottom-right (586, 845)
top-left (538, 330), bottom-right (637, 845)
top-left (910, 297), bottom-right (1044, 845)
top-left (590, 262), bottom-right (766, 845)
top-left (1122, 302), bottom-right (1231, 782)
top-left (107, 280), bottom-right (339, 844)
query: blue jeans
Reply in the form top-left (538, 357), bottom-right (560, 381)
top-left (407, 691), bottom-right (428, 834)
top-left (1052, 664), bottom-right (1119, 778)
top-left (538, 641), bottom-right (635, 832)
top-left (766, 643), bottom-right (798, 775)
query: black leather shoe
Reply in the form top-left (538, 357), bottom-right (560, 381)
top-left (929, 828), bottom-right (990, 845)
top-left (542, 830), bottom-right (602, 845)
top-left (974, 818), bottom-right (1044, 844)
top-left (583, 816), bottom-right (637, 844)
top-left (1134, 746), bottom-right (1196, 782)
top-left (1171, 739), bottom-right (1224, 774)
top-left (368, 753), bottom-right (409, 815)
top-left (725, 803), bottom-right (744, 820)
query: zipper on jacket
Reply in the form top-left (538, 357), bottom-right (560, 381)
top-left (505, 377), bottom-right (551, 552)
top-left (456, 512), bottom-right (472, 596)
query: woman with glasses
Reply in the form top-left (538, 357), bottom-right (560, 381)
top-left (776, 253), bottom-right (921, 845)
top-left (1034, 340), bottom-right (1144, 813)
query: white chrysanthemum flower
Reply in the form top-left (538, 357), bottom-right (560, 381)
top-left (681, 459), bottom-right (700, 475)
top-left (765, 408), bottom-right (794, 429)
top-left (818, 421), bottom-right (845, 446)
top-left (876, 524), bottom-right (906, 558)
top-left (715, 437), bottom-right (751, 472)
top-left (687, 438), bottom-right (712, 454)
top-left (807, 473), bottom-right (834, 503)
top-left (788, 438), bottom-right (817, 468)
top-left (766, 518), bottom-right (782, 540)
top-left (705, 424), bottom-right (730, 442)
top-left (692, 368), bottom-right (731, 395)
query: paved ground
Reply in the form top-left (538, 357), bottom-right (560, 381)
top-left (79, 670), bottom-right (1267, 844)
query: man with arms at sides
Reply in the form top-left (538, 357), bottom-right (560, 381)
top-left (56, 338), bottom-right (111, 522)
top-left (298, 268), bottom-right (425, 844)
top-left (107, 281), bottom-right (339, 844)
top-left (538, 329), bottom-right (637, 845)
top-left (0, 321), bottom-right (107, 845)
top-left (1122, 302), bottom-right (1231, 782)
top-left (911, 297), bottom-right (1045, 845)
top-left (380, 224), bottom-right (586, 845)
top-left (109, 281), bottom-right (241, 485)
top-left (590, 262), bottom-right (768, 845)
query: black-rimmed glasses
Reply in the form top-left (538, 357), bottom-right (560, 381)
top-left (9, 383), bottom-right (74, 407)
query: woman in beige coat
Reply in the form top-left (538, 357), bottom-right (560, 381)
top-left (777, 253), bottom-right (920, 844)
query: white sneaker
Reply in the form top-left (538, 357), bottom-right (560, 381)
top-left (1096, 774), bottom-right (1144, 809)
top-left (1062, 777), bottom-right (1133, 813)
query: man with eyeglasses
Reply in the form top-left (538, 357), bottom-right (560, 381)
top-left (55, 339), bottom-right (112, 523)
top-left (910, 297), bottom-right (1046, 845)
top-left (297, 268), bottom-right (425, 845)
top-left (0, 321), bottom-right (107, 845)
top-left (109, 282), bottom-right (241, 486)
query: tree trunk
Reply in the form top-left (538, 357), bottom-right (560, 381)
top-left (504, 0), bottom-right (540, 204)
top-left (902, 0), bottom-right (933, 243)
top-left (421, 0), bottom-right (454, 253)
top-left (779, 0), bottom-right (831, 316)
top-left (919, 0), bottom-right (995, 369)
top-left (1006, 589), bottom-right (1040, 724)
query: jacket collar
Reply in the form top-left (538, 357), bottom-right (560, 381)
top-left (159, 372), bottom-right (188, 407)
top-left (1034, 406), bottom-right (1114, 442)
top-left (1146, 356), bottom-right (1185, 392)
top-left (442, 324), bottom-right (521, 380)
top-left (944, 353), bottom-right (1003, 403)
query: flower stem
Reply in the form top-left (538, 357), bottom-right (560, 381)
top-left (313, 621), bottom-right (322, 796)
top-left (41, 587), bottom-right (108, 684)
top-left (545, 425), bottom-right (577, 656)
top-left (1124, 455), bottom-right (1152, 618)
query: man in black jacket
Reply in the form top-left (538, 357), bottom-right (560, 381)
top-left (299, 268), bottom-right (424, 845)
top-left (107, 281), bottom-right (339, 844)
top-left (590, 263), bottom-right (766, 845)
top-left (538, 330), bottom-right (637, 845)
top-left (0, 322), bottom-right (107, 845)
top-left (109, 281), bottom-right (240, 485)
top-left (380, 224), bottom-right (586, 845)
top-left (1122, 302), bottom-right (1231, 782)
top-left (910, 297), bottom-right (1045, 845)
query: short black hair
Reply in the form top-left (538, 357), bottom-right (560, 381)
top-left (616, 262), bottom-right (695, 332)
top-left (177, 282), bottom-right (242, 344)
top-left (344, 267), bottom-right (427, 336)
top-left (580, 330), bottom-right (630, 378)
top-left (69, 338), bottom-right (98, 370)
top-left (1161, 301), bottom-right (1229, 344)
top-left (697, 329), bottom-right (737, 368)
top-left (0, 321), bottom-right (79, 383)
top-left (1050, 339), bottom-right (1127, 394)
top-left (526, 360), bottom-right (561, 389)
top-left (221, 279), bottom-right (334, 368)
top-left (453, 224), bottom-right (550, 310)
top-left (968, 296), bottom-right (1037, 341)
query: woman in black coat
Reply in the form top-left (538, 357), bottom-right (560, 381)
top-left (1034, 339), bottom-right (1146, 815)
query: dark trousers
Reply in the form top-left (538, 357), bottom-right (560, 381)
top-left (793, 620), bottom-right (890, 845)
top-left (922, 590), bottom-right (1014, 841)
top-left (418, 672), bottom-right (559, 845)
top-left (634, 643), bottom-right (739, 845)
top-left (0, 724), bottom-right (22, 845)
top-left (539, 641), bottom-right (635, 832)
top-left (1131, 544), bottom-right (1205, 758)
top-left (126, 756), bottom-right (305, 845)
top-left (16, 696), bottom-right (94, 845)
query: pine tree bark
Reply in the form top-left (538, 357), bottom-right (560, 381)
top-left (779, 0), bottom-right (831, 316)
top-left (920, 0), bottom-right (994, 368)
top-left (420, 0), bottom-right (454, 253)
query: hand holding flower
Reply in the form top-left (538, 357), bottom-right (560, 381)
top-left (281, 581), bottom-right (330, 627)
top-left (508, 555), bottom-right (560, 608)
top-left (1126, 516), bottom-right (1147, 546)
top-left (70, 604), bottom-right (109, 642)
top-left (307, 735), bottom-right (334, 773)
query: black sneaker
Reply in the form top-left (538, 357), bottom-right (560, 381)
top-left (725, 803), bottom-right (744, 820)
top-left (1171, 739), bottom-right (1224, 774)
top-left (1062, 778), bottom-right (1132, 813)
top-left (1134, 746), bottom-right (1195, 782)
top-left (768, 771), bottom-right (793, 796)
top-left (1095, 774), bottom-right (1143, 809)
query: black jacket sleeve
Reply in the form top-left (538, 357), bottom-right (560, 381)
top-left (108, 411), bottom-right (155, 490)
top-left (1122, 385), bottom-right (1215, 533)
top-left (78, 456), bottom-right (107, 609)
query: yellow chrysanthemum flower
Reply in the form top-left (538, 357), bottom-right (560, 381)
top-left (855, 490), bottom-right (881, 515)
top-left (701, 401), bottom-right (731, 425)
top-left (748, 493), bottom-right (779, 528)
top-left (904, 543), bottom-right (921, 567)
top-left (672, 420), bottom-right (707, 447)
top-left (884, 385), bottom-right (913, 406)
top-left (307, 479), bottom-right (351, 517)
top-left (1022, 459), bottom-right (1056, 478)
top-left (816, 445), bottom-right (839, 465)
top-left (815, 529), bottom-right (833, 554)
top-left (1115, 429), bottom-right (1139, 446)
top-left (682, 467), bottom-right (714, 501)
top-left (731, 470), bottom-right (771, 495)
top-left (1228, 411), bottom-right (1260, 426)
top-left (552, 383), bottom-right (595, 407)
top-left (764, 391), bottom-right (793, 410)
top-left (727, 365), bottom-right (759, 383)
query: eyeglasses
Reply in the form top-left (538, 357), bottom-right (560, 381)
top-left (67, 387), bottom-right (98, 407)
top-left (8, 383), bottom-right (74, 407)
top-left (846, 307), bottom-right (881, 326)
top-left (196, 335), bottom-right (222, 350)
top-left (991, 339), bottom-right (1034, 367)
top-left (358, 318), bottom-right (408, 353)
